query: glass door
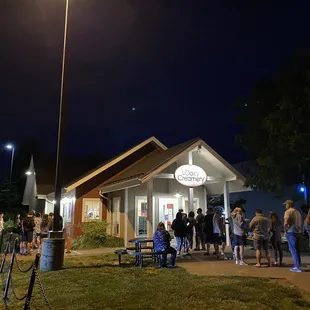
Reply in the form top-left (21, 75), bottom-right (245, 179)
top-left (135, 197), bottom-right (148, 236)
top-left (158, 198), bottom-right (178, 232)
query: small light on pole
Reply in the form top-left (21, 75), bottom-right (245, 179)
top-left (298, 184), bottom-right (308, 203)
top-left (5, 144), bottom-right (15, 184)
top-left (299, 185), bottom-right (305, 193)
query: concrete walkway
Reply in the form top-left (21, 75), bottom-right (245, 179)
top-left (176, 249), bottom-right (310, 294)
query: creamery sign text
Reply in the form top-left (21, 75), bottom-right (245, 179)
top-left (174, 165), bottom-right (206, 187)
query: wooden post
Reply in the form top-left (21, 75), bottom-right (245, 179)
top-left (24, 254), bottom-right (40, 310)
top-left (66, 224), bottom-right (71, 254)
top-left (3, 239), bottom-right (17, 302)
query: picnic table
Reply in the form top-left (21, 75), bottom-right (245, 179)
top-left (128, 238), bottom-right (155, 267)
top-left (128, 238), bottom-right (154, 252)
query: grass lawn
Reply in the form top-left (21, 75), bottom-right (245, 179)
top-left (2, 253), bottom-right (310, 310)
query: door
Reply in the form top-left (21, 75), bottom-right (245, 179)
top-left (112, 198), bottom-right (121, 237)
top-left (158, 198), bottom-right (178, 232)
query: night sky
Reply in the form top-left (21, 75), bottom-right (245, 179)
top-left (1, 0), bottom-right (310, 169)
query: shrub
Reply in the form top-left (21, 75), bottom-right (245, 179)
top-left (3, 219), bottom-right (16, 233)
top-left (71, 221), bottom-right (124, 250)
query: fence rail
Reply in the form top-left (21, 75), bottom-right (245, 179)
top-left (0, 233), bottom-right (52, 309)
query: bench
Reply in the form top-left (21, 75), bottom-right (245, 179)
top-left (126, 246), bottom-right (154, 251)
top-left (114, 249), bottom-right (128, 266)
top-left (128, 251), bottom-right (163, 268)
top-left (126, 247), bottom-right (136, 251)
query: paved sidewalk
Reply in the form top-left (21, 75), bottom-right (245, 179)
top-left (176, 249), bottom-right (310, 294)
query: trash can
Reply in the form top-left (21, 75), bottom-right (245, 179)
top-left (40, 238), bottom-right (65, 271)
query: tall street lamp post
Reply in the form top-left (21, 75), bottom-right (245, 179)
top-left (5, 144), bottom-right (15, 184)
top-left (40, 0), bottom-right (69, 272)
top-left (53, 0), bottom-right (70, 231)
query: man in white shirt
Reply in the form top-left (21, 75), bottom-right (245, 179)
top-left (283, 200), bottom-right (302, 272)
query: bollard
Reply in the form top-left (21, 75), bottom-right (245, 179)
top-left (3, 239), bottom-right (17, 302)
top-left (0, 233), bottom-right (13, 273)
top-left (24, 253), bottom-right (40, 310)
top-left (66, 224), bottom-right (71, 254)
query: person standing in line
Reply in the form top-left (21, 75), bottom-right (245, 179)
top-left (304, 209), bottom-right (310, 248)
top-left (219, 212), bottom-right (228, 259)
top-left (171, 212), bottom-right (186, 257)
top-left (212, 208), bottom-right (222, 259)
top-left (249, 209), bottom-right (271, 267)
top-left (187, 211), bottom-right (196, 251)
top-left (33, 212), bottom-right (42, 251)
top-left (231, 207), bottom-right (248, 265)
top-left (226, 209), bottom-right (236, 260)
top-left (283, 200), bottom-right (303, 272)
top-left (203, 208), bottom-right (214, 256)
top-left (182, 213), bottom-right (191, 255)
top-left (269, 211), bottom-right (283, 266)
top-left (23, 214), bottom-right (35, 255)
top-left (40, 214), bottom-right (49, 240)
top-left (195, 208), bottom-right (205, 251)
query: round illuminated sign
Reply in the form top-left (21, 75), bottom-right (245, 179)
top-left (174, 165), bottom-right (207, 187)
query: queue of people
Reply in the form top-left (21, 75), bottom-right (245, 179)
top-left (152, 200), bottom-right (310, 272)
top-left (17, 212), bottom-right (55, 255)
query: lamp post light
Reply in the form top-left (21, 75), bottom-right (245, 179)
top-left (5, 144), bottom-right (15, 184)
top-left (299, 185), bottom-right (308, 204)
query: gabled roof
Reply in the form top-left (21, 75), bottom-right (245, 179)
top-left (99, 137), bottom-right (247, 194)
top-left (64, 136), bottom-right (167, 192)
top-left (102, 138), bottom-right (200, 186)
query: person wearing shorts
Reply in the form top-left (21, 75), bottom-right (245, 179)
top-left (250, 209), bottom-right (271, 267)
top-left (231, 207), bottom-right (248, 265)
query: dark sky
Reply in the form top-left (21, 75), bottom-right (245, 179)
top-left (1, 0), bottom-right (310, 167)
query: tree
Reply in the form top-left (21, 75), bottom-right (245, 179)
top-left (236, 50), bottom-right (310, 195)
top-left (0, 180), bottom-right (21, 212)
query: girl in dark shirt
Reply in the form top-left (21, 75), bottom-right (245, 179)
top-left (171, 212), bottom-right (186, 256)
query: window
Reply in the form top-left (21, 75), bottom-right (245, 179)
top-left (135, 197), bottom-right (147, 236)
top-left (62, 201), bottom-right (72, 227)
top-left (112, 198), bottom-right (121, 236)
top-left (82, 199), bottom-right (102, 222)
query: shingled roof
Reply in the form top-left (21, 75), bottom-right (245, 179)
top-left (104, 138), bottom-right (200, 186)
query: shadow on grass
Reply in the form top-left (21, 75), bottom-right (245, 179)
top-left (63, 263), bottom-right (134, 270)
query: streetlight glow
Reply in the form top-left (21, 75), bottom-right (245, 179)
top-left (5, 143), bottom-right (15, 184)
top-left (25, 171), bottom-right (32, 176)
top-left (5, 144), bottom-right (13, 150)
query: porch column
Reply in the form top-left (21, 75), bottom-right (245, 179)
top-left (223, 181), bottom-right (231, 246)
top-left (124, 188), bottom-right (128, 246)
top-left (203, 187), bottom-right (207, 214)
top-left (188, 151), bottom-right (194, 212)
top-left (107, 193), bottom-right (112, 236)
top-left (147, 179), bottom-right (154, 238)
